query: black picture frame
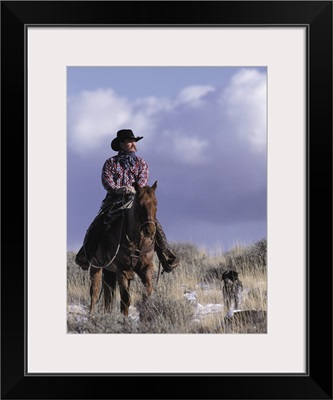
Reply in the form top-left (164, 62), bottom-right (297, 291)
top-left (1, 1), bottom-right (332, 399)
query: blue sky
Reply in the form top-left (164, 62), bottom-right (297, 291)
top-left (67, 66), bottom-right (267, 254)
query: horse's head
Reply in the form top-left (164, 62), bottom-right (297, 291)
top-left (134, 181), bottom-right (158, 238)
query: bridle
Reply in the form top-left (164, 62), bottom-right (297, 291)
top-left (139, 220), bottom-right (156, 235)
top-left (123, 219), bottom-right (156, 268)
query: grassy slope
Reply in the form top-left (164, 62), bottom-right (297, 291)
top-left (67, 239), bottom-right (267, 334)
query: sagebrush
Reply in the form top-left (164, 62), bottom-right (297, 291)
top-left (67, 238), bottom-right (267, 334)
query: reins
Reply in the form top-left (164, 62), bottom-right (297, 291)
top-left (103, 197), bottom-right (134, 225)
top-left (88, 196), bottom-right (157, 271)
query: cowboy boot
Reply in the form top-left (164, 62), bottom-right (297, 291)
top-left (155, 220), bottom-right (180, 272)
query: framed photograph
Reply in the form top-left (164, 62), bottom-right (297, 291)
top-left (1, 1), bottom-right (332, 399)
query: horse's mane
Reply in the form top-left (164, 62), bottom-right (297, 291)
top-left (136, 185), bottom-right (157, 204)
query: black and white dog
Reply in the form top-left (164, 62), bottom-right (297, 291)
top-left (222, 269), bottom-right (243, 311)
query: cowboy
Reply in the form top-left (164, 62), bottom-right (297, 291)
top-left (75, 129), bottom-right (179, 273)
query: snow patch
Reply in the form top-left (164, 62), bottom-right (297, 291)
top-left (67, 304), bottom-right (89, 324)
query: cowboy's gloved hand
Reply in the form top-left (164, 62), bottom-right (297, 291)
top-left (115, 186), bottom-right (127, 195)
top-left (126, 186), bottom-right (136, 194)
top-left (115, 186), bottom-right (136, 195)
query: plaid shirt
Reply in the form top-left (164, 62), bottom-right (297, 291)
top-left (101, 154), bottom-right (149, 193)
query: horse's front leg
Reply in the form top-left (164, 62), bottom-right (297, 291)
top-left (117, 270), bottom-right (133, 316)
top-left (137, 263), bottom-right (154, 302)
top-left (90, 267), bottom-right (103, 316)
top-left (102, 270), bottom-right (117, 314)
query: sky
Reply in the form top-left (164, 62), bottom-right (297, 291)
top-left (67, 66), bottom-right (267, 254)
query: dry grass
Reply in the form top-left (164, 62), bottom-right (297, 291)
top-left (67, 238), bottom-right (267, 334)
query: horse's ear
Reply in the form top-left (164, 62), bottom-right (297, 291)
top-left (134, 181), bottom-right (140, 192)
top-left (151, 181), bottom-right (157, 192)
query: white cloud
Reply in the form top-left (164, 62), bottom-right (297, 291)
top-left (67, 89), bottom-right (132, 154)
top-left (67, 71), bottom-right (266, 161)
top-left (172, 135), bottom-right (209, 165)
top-left (67, 85), bottom-right (216, 162)
top-left (133, 96), bottom-right (173, 115)
top-left (176, 85), bottom-right (215, 105)
top-left (221, 69), bottom-right (267, 152)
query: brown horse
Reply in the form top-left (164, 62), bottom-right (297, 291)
top-left (89, 181), bottom-right (158, 317)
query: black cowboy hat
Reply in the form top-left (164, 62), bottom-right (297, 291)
top-left (111, 129), bottom-right (143, 151)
